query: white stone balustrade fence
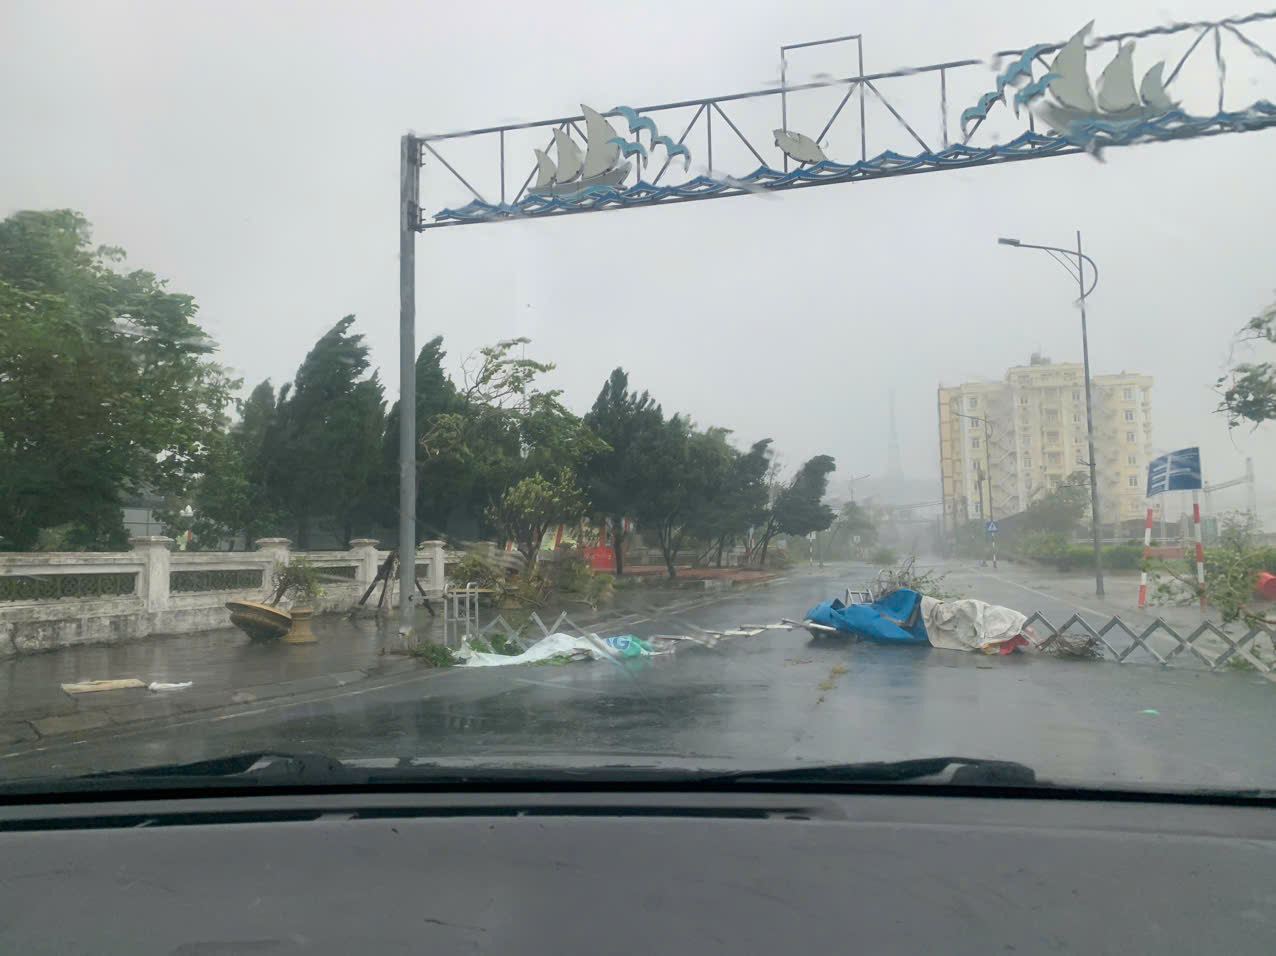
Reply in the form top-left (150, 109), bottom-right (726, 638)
top-left (0, 538), bottom-right (451, 657)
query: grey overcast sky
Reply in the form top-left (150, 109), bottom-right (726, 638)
top-left (3, 0), bottom-right (1274, 518)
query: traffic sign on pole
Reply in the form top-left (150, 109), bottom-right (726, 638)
top-left (985, 520), bottom-right (999, 535)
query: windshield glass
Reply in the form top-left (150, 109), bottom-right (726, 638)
top-left (2, 0), bottom-right (1274, 793)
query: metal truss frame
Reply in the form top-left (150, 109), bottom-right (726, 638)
top-left (413, 10), bottom-right (1276, 229)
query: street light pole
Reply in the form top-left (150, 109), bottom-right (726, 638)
top-left (1075, 231), bottom-right (1104, 598)
top-left (998, 233), bottom-right (1104, 597)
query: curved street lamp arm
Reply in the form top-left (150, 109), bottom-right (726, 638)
top-left (1045, 248), bottom-right (1080, 281)
top-left (1003, 240), bottom-right (1099, 298)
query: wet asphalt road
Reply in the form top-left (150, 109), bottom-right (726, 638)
top-left (4, 568), bottom-right (1274, 788)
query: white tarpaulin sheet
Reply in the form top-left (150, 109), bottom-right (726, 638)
top-left (457, 633), bottom-right (674, 667)
top-left (920, 596), bottom-right (1030, 652)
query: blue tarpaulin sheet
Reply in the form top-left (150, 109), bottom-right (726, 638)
top-left (804, 589), bottom-right (930, 643)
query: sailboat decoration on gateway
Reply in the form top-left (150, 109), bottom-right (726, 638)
top-left (1032, 21), bottom-right (1177, 134)
top-left (531, 105), bottom-right (634, 197)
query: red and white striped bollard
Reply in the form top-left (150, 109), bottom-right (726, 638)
top-left (1137, 505), bottom-right (1153, 608)
top-left (1192, 491), bottom-right (1206, 611)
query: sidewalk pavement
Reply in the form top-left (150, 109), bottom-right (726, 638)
top-left (952, 561), bottom-right (1220, 627)
top-left (0, 612), bottom-right (430, 748)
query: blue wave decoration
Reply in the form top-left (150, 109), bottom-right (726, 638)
top-left (431, 103), bottom-right (1276, 224)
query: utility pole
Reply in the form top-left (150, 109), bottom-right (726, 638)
top-left (398, 135), bottom-right (419, 638)
top-left (983, 413), bottom-right (998, 569)
top-left (983, 413), bottom-right (994, 524)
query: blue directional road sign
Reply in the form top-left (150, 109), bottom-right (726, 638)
top-left (1146, 447), bottom-right (1202, 496)
top-left (986, 520), bottom-right (999, 535)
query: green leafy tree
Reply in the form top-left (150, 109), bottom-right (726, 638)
top-left (486, 469), bottom-right (589, 566)
top-left (775, 453), bottom-right (837, 538)
top-left (829, 500), bottom-right (878, 558)
top-left (411, 338), bottom-right (603, 544)
top-left (264, 316), bottom-right (385, 548)
top-left (1020, 470), bottom-right (1089, 536)
top-left (581, 368), bottom-right (665, 574)
top-left (636, 422), bottom-right (738, 579)
top-left (691, 438), bottom-right (773, 567)
top-left (0, 210), bottom-right (235, 551)
top-left (751, 454), bottom-right (837, 567)
top-left (1217, 300), bottom-right (1276, 427)
top-left (381, 336), bottom-right (464, 542)
top-left (159, 380), bottom-right (286, 549)
top-left (1150, 513), bottom-right (1275, 629)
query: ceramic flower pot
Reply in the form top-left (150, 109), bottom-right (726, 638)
top-left (285, 607), bottom-right (318, 644)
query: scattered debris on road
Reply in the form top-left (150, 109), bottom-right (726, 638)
top-left (457, 633), bottom-right (674, 667)
top-left (147, 681), bottom-right (193, 692)
top-left (1042, 633), bottom-right (1104, 660)
top-left (801, 587), bottom-right (1040, 655)
top-left (455, 622), bottom-right (795, 668)
top-left (61, 678), bottom-right (146, 694)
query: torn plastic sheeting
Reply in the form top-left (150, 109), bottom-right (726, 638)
top-left (804, 589), bottom-right (930, 643)
top-left (919, 596), bottom-right (1032, 653)
top-left (457, 633), bottom-right (674, 667)
top-left (804, 589), bottom-right (1034, 654)
top-left (148, 681), bottom-right (193, 692)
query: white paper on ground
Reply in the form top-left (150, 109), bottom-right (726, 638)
top-left (920, 596), bottom-right (1031, 652)
top-left (61, 678), bottom-right (146, 694)
top-left (148, 681), bottom-right (193, 691)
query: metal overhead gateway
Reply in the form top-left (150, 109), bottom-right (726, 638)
top-left (415, 12), bottom-right (1276, 229)
top-left (393, 12), bottom-right (1276, 634)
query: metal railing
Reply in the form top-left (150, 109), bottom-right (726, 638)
top-left (1024, 611), bottom-right (1274, 675)
top-left (442, 583), bottom-right (485, 646)
top-left (444, 605), bottom-right (595, 652)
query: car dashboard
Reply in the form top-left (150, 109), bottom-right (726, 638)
top-left (1, 787), bottom-right (1274, 954)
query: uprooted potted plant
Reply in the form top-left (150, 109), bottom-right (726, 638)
top-left (269, 558), bottom-right (327, 643)
top-left (225, 558), bottom-right (327, 644)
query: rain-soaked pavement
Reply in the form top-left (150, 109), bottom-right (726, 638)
top-left (3, 568), bottom-right (1273, 789)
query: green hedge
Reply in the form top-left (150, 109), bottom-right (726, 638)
top-left (1011, 542), bottom-right (1145, 572)
top-left (1146, 546), bottom-right (1276, 577)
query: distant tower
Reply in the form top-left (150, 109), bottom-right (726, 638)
top-left (886, 390), bottom-right (904, 481)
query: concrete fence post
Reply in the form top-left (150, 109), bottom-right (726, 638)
top-left (254, 538), bottom-right (292, 596)
top-left (129, 536), bottom-right (175, 611)
top-left (421, 540), bottom-right (447, 596)
top-left (349, 539), bottom-right (381, 592)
